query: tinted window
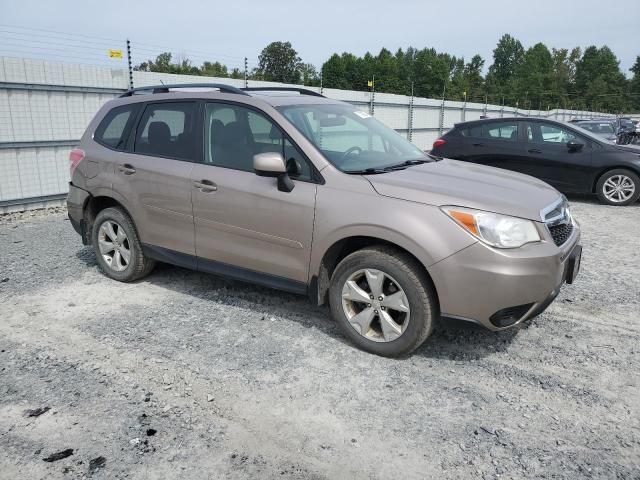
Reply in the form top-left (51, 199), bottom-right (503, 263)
top-left (204, 103), bottom-right (312, 181)
top-left (462, 121), bottom-right (518, 141)
top-left (527, 123), bottom-right (577, 144)
top-left (95, 104), bottom-right (138, 150)
top-left (134, 102), bottom-right (197, 161)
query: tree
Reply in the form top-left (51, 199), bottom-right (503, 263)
top-left (514, 43), bottom-right (554, 109)
top-left (257, 41), bottom-right (303, 83)
top-left (300, 63), bottom-right (320, 86)
top-left (201, 61), bottom-right (229, 78)
top-left (486, 34), bottom-right (525, 102)
top-left (574, 46), bottom-right (627, 111)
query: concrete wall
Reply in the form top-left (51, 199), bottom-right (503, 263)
top-left (0, 56), bottom-right (611, 212)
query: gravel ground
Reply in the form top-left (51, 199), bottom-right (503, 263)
top-left (0, 198), bottom-right (638, 480)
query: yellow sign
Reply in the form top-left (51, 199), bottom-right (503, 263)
top-left (108, 49), bottom-right (123, 59)
top-left (367, 80), bottom-right (373, 87)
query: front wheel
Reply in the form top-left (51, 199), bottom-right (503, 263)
top-left (596, 169), bottom-right (640, 206)
top-left (329, 246), bottom-right (437, 357)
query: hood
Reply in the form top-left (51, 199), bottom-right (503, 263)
top-left (367, 159), bottom-right (561, 221)
top-left (612, 144), bottom-right (640, 154)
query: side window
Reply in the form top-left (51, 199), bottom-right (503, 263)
top-left (94, 104), bottom-right (139, 150)
top-left (462, 121), bottom-right (518, 141)
top-left (204, 103), bottom-right (312, 181)
top-left (134, 102), bottom-right (197, 161)
top-left (528, 123), bottom-right (578, 144)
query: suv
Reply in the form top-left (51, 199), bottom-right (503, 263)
top-left (67, 84), bottom-right (582, 357)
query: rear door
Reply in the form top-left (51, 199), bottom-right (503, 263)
top-left (190, 101), bottom-right (317, 289)
top-left (111, 101), bottom-right (199, 260)
top-left (456, 120), bottom-right (529, 171)
top-left (522, 120), bottom-right (593, 192)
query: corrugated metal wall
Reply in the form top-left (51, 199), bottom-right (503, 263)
top-left (0, 56), bottom-right (610, 212)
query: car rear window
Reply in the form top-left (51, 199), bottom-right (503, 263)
top-left (94, 104), bottom-right (139, 150)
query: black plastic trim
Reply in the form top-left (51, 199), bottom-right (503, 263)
top-left (141, 244), bottom-right (308, 295)
top-left (242, 87), bottom-right (325, 98)
top-left (120, 83), bottom-right (249, 97)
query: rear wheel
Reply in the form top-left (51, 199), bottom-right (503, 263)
top-left (596, 169), bottom-right (640, 206)
top-left (329, 246), bottom-right (437, 357)
top-left (91, 207), bottom-right (155, 282)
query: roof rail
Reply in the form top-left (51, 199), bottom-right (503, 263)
top-left (120, 83), bottom-right (249, 97)
top-left (242, 87), bottom-right (325, 98)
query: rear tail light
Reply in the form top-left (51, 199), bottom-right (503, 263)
top-left (69, 148), bottom-right (85, 177)
top-left (432, 138), bottom-right (446, 149)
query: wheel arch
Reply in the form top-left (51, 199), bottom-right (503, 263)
top-left (311, 235), bottom-right (439, 308)
top-left (82, 192), bottom-right (136, 244)
top-left (592, 166), bottom-right (640, 193)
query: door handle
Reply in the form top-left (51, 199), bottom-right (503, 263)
top-left (117, 164), bottom-right (136, 175)
top-left (528, 148), bottom-right (542, 154)
top-left (193, 179), bottom-right (217, 193)
top-left (472, 143), bottom-right (485, 147)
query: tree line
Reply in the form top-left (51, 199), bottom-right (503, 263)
top-left (134, 35), bottom-right (640, 113)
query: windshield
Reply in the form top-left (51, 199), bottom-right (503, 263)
top-left (563, 121), bottom-right (614, 143)
top-left (276, 103), bottom-right (429, 172)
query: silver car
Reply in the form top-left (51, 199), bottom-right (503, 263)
top-left (67, 84), bottom-right (582, 357)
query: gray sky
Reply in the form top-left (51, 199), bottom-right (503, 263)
top-left (2, 0), bottom-right (639, 75)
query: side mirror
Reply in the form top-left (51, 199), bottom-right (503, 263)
top-left (253, 152), bottom-right (294, 192)
top-left (286, 158), bottom-right (302, 177)
top-left (567, 139), bottom-right (583, 152)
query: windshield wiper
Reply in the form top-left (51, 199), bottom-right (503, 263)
top-left (383, 158), bottom-right (431, 171)
top-left (343, 168), bottom-right (389, 175)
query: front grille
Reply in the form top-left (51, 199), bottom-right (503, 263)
top-left (548, 222), bottom-right (573, 246)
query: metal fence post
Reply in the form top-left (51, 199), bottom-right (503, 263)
top-left (244, 57), bottom-right (248, 88)
top-left (369, 75), bottom-right (375, 116)
top-left (439, 99), bottom-right (445, 136)
top-left (408, 82), bottom-right (414, 141)
top-left (126, 39), bottom-right (134, 89)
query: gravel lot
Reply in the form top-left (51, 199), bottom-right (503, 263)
top-left (1, 198), bottom-right (639, 479)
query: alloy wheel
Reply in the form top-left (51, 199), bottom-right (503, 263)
top-left (602, 175), bottom-right (636, 203)
top-left (341, 268), bottom-right (411, 342)
top-left (97, 220), bottom-right (131, 272)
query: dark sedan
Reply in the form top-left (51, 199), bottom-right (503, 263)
top-left (431, 117), bottom-right (640, 205)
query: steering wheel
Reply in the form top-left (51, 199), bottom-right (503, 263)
top-left (339, 146), bottom-right (363, 164)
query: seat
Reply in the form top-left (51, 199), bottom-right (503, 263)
top-left (147, 121), bottom-right (172, 155)
top-left (216, 121), bottom-right (254, 171)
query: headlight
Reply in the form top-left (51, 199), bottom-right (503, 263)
top-left (442, 206), bottom-right (541, 249)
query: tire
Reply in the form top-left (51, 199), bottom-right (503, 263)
top-left (595, 169), bottom-right (640, 206)
top-left (329, 246), bottom-right (437, 357)
top-left (91, 207), bottom-right (155, 282)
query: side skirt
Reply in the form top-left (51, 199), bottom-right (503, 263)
top-left (141, 244), bottom-right (308, 296)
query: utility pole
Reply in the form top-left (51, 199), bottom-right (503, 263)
top-left (244, 57), bottom-right (248, 88)
top-left (320, 66), bottom-right (323, 96)
top-left (126, 39), bottom-right (134, 90)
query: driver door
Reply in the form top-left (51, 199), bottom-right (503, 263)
top-left (190, 102), bottom-right (317, 289)
top-left (523, 121), bottom-right (593, 192)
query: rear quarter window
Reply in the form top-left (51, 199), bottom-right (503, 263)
top-left (94, 104), bottom-right (139, 150)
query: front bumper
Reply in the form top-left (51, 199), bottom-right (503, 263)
top-left (430, 224), bottom-right (581, 331)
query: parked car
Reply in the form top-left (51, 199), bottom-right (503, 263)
top-left (573, 119), bottom-right (618, 143)
top-left (431, 117), bottom-right (640, 206)
top-left (67, 84), bottom-right (581, 357)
